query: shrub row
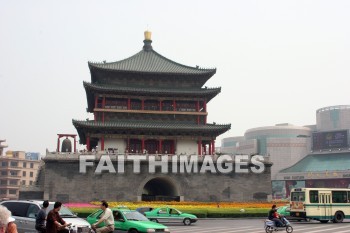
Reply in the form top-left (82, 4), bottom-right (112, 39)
top-left (201, 212), bottom-right (267, 218)
top-left (76, 212), bottom-right (92, 218)
top-left (75, 210), bottom-right (267, 219)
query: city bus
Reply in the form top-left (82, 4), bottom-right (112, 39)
top-left (290, 188), bottom-right (350, 223)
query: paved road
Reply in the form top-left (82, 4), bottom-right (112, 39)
top-left (165, 219), bottom-right (350, 233)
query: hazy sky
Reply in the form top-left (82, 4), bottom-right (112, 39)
top-left (1, 0), bottom-right (349, 154)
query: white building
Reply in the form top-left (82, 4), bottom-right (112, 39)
top-left (221, 124), bottom-right (312, 179)
top-left (221, 105), bottom-right (350, 199)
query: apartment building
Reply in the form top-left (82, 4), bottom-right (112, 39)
top-left (0, 150), bottom-right (40, 200)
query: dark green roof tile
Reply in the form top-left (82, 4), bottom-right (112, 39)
top-left (83, 81), bottom-right (221, 95)
top-left (88, 48), bottom-right (216, 75)
top-left (73, 119), bottom-right (230, 132)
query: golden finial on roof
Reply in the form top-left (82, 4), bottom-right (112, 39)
top-left (144, 30), bottom-right (152, 41)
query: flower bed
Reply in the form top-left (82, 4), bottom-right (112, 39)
top-left (91, 201), bottom-right (287, 209)
top-left (68, 201), bottom-right (288, 218)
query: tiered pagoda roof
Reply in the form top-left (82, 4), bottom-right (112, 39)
top-left (88, 49), bottom-right (216, 75)
top-left (84, 34), bottom-right (223, 112)
top-left (87, 36), bottom-right (216, 87)
top-left (84, 81), bottom-right (221, 112)
top-left (74, 31), bottom-right (231, 145)
top-left (73, 120), bottom-right (230, 144)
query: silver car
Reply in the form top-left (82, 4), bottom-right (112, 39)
top-left (0, 200), bottom-right (92, 233)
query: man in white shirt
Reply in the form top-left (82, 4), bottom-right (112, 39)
top-left (92, 201), bottom-right (115, 233)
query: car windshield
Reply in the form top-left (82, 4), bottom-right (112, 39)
top-left (169, 208), bottom-right (181, 215)
top-left (123, 211), bottom-right (149, 221)
top-left (46, 204), bottom-right (75, 217)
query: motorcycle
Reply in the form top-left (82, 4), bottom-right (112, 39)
top-left (264, 216), bottom-right (293, 233)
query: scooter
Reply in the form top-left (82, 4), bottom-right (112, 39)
top-left (264, 216), bottom-right (293, 233)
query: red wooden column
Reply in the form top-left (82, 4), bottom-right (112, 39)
top-left (197, 138), bottom-right (202, 155)
top-left (102, 97), bottom-right (106, 123)
top-left (209, 142), bottom-right (212, 155)
top-left (57, 137), bottom-right (61, 152)
top-left (196, 100), bottom-right (200, 124)
top-left (127, 98), bottom-right (131, 110)
top-left (141, 138), bottom-right (145, 153)
top-left (203, 100), bottom-right (207, 124)
top-left (94, 96), bottom-right (98, 122)
top-left (127, 137), bottom-right (130, 153)
top-left (100, 136), bottom-right (105, 151)
top-left (95, 96), bottom-right (98, 108)
top-left (170, 140), bottom-right (174, 154)
top-left (172, 140), bottom-right (176, 154)
top-left (158, 139), bottom-right (162, 154)
top-left (211, 140), bottom-right (215, 155)
top-left (86, 136), bottom-right (91, 151)
top-left (73, 135), bottom-right (77, 153)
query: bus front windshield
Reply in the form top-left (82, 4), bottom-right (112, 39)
top-left (291, 191), bottom-right (305, 202)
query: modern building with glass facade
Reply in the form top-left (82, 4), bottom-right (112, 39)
top-left (221, 123), bottom-right (312, 179)
top-left (221, 105), bottom-right (350, 199)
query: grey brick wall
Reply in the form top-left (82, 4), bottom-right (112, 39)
top-left (40, 157), bottom-right (271, 202)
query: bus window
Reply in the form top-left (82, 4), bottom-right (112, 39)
top-left (291, 191), bottom-right (305, 202)
top-left (332, 191), bottom-right (347, 203)
top-left (310, 190), bottom-right (319, 203)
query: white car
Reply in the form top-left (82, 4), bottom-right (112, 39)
top-left (0, 200), bottom-right (92, 233)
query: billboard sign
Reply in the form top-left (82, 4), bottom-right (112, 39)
top-left (312, 130), bottom-right (349, 150)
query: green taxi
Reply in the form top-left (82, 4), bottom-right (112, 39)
top-left (144, 207), bottom-right (197, 226)
top-left (277, 204), bottom-right (308, 221)
top-left (277, 205), bottom-right (290, 216)
top-left (86, 208), bottom-right (170, 233)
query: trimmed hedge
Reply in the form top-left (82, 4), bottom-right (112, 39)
top-left (206, 212), bottom-right (267, 218)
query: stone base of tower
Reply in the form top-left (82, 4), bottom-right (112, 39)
top-left (26, 153), bottom-right (272, 203)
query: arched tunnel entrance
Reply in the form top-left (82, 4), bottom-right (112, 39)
top-left (142, 177), bottom-right (180, 201)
